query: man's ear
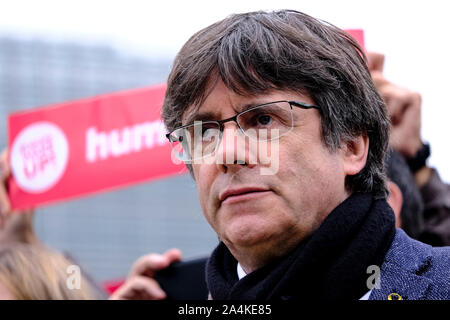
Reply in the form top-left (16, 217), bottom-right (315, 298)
top-left (386, 181), bottom-right (403, 228)
top-left (341, 135), bottom-right (369, 176)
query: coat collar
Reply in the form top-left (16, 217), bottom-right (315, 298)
top-left (369, 229), bottom-right (433, 300)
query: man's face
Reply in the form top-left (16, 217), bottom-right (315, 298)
top-left (184, 80), bottom-right (352, 266)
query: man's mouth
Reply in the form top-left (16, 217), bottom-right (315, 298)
top-left (219, 187), bottom-right (272, 205)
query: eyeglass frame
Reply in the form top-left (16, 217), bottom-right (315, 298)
top-left (165, 100), bottom-right (320, 142)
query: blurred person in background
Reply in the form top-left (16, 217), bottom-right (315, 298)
top-left (368, 52), bottom-right (450, 246)
top-left (0, 150), bottom-right (106, 300)
top-left (0, 243), bottom-right (99, 300)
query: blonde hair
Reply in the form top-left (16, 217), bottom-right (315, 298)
top-left (0, 244), bottom-right (100, 300)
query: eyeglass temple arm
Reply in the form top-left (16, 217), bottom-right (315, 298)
top-left (290, 101), bottom-right (320, 110)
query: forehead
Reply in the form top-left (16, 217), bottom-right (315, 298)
top-left (181, 79), bottom-right (242, 125)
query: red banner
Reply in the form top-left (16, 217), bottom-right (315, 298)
top-left (8, 84), bottom-right (187, 209)
top-left (345, 29), bottom-right (365, 51)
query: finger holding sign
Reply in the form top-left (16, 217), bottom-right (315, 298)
top-left (367, 52), bottom-right (385, 73)
top-left (388, 90), bottom-right (423, 158)
top-left (383, 85), bottom-right (423, 158)
top-left (109, 275), bottom-right (168, 300)
top-left (368, 52), bottom-right (405, 120)
top-left (367, 52), bottom-right (424, 158)
top-left (109, 248), bottom-right (182, 300)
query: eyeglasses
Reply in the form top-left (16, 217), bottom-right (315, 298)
top-left (166, 100), bottom-right (319, 162)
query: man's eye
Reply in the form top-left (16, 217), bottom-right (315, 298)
top-left (257, 114), bottom-right (273, 126)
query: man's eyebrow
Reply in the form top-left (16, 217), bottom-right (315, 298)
top-left (184, 102), bottom-right (265, 125)
top-left (184, 111), bottom-right (217, 125)
top-left (238, 102), bottom-right (263, 112)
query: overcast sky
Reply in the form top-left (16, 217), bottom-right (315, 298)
top-left (1, 0), bottom-right (449, 181)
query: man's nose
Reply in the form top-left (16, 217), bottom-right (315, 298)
top-left (215, 124), bottom-right (252, 172)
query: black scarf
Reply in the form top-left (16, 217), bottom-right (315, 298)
top-left (205, 192), bottom-right (396, 300)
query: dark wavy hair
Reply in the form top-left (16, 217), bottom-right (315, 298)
top-left (162, 9), bottom-right (390, 198)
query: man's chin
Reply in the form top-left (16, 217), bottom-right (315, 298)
top-left (222, 221), bottom-right (274, 249)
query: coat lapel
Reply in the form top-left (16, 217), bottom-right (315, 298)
top-left (368, 261), bottom-right (432, 300)
top-left (369, 229), bottom-right (433, 300)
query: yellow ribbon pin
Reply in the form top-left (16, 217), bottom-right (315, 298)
top-left (388, 293), bottom-right (402, 300)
